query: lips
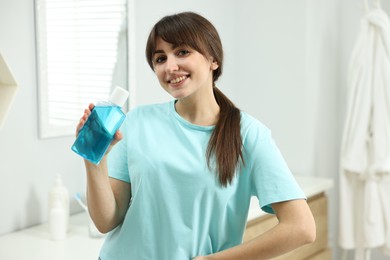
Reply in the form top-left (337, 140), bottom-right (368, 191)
top-left (169, 75), bottom-right (188, 84)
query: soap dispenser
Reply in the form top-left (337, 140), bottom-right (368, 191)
top-left (71, 86), bottom-right (129, 164)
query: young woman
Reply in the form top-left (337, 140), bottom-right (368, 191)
top-left (76, 11), bottom-right (316, 260)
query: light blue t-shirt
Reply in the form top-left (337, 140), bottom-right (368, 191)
top-left (99, 100), bottom-right (305, 260)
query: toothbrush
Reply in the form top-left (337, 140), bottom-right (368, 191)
top-left (74, 192), bottom-right (88, 212)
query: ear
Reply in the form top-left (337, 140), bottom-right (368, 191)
top-left (211, 60), bottom-right (219, 71)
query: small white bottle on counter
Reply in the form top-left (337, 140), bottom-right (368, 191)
top-left (49, 199), bottom-right (67, 240)
top-left (48, 174), bottom-right (69, 240)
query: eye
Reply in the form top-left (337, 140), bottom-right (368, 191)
top-left (177, 50), bottom-right (190, 56)
top-left (154, 55), bottom-right (166, 64)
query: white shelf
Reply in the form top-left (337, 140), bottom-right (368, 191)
top-left (0, 52), bottom-right (18, 128)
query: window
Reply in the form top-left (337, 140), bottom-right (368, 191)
top-left (35, 0), bottom-right (128, 138)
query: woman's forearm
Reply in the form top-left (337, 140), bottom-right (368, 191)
top-left (200, 200), bottom-right (316, 260)
top-left (85, 157), bottom-right (122, 233)
top-left (207, 221), bottom-right (314, 260)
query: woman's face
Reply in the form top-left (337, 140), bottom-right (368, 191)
top-left (152, 38), bottom-right (218, 101)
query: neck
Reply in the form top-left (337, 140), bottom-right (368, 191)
top-left (175, 89), bottom-right (220, 126)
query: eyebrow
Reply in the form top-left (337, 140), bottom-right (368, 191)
top-left (152, 49), bottom-right (163, 55)
top-left (152, 43), bottom-right (187, 56)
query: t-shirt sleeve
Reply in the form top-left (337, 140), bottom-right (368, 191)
top-left (107, 114), bottom-right (130, 183)
top-left (244, 119), bottom-right (305, 214)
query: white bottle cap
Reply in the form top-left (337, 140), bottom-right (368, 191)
top-left (109, 86), bottom-right (129, 107)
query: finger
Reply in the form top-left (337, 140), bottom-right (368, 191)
top-left (84, 108), bottom-right (91, 117)
top-left (110, 131), bottom-right (123, 146)
top-left (82, 105), bottom-right (93, 120)
top-left (75, 118), bottom-right (85, 137)
top-left (114, 130), bottom-right (123, 140)
top-left (76, 104), bottom-right (93, 137)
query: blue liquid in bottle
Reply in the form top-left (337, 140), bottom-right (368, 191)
top-left (71, 87), bottom-right (129, 164)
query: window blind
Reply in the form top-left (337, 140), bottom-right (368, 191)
top-left (35, 0), bottom-right (128, 138)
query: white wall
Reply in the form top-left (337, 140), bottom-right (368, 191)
top-left (1, 0), bottom-right (389, 259)
top-left (0, 0), bottom-right (86, 235)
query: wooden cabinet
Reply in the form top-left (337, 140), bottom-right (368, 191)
top-left (243, 192), bottom-right (331, 260)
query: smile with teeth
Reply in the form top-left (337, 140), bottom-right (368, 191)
top-left (169, 75), bottom-right (188, 84)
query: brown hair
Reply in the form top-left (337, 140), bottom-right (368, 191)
top-left (145, 12), bottom-right (243, 186)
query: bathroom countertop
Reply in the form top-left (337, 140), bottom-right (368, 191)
top-left (247, 175), bottom-right (334, 221)
top-left (0, 212), bottom-right (104, 260)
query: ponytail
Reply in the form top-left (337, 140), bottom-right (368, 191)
top-left (207, 86), bottom-right (244, 187)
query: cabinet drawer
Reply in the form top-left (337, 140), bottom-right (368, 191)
top-left (243, 193), bottom-right (330, 260)
top-left (306, 248), bottom-right (332, 259)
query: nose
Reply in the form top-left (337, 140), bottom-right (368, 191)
top-left (165, 56), bottom-right (179, 73)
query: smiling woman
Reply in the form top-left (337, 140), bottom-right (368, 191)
top-left (34, 0), bottom-right (128, 138)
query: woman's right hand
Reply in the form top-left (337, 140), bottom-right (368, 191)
top-left (75, 103), bottom-right (123, 150)
top-left (75, 103), bottom-right (95, 137)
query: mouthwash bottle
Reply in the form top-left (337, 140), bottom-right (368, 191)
top-left (71, 86), bottom-right (129, 164)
